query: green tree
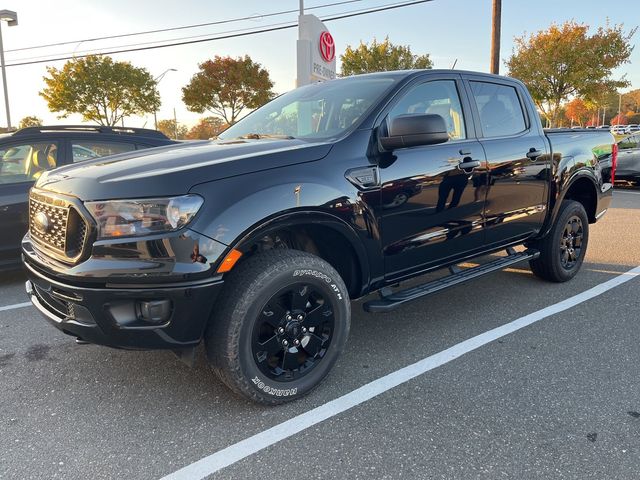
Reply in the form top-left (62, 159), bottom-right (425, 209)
top-left (18, 116), bottom-right (43, 129)
top-left (182, 55), bottom-right (274, 125)
top-left (40, 55), bottom-right (161, 126)
top-left (157, 119), bottom-right (188, 140)
top-left (186, 117), bottom-right (227, 140)
top-left (340, 36), bottom-right (432, 76)
top-left (506, 21), bottom-right (635, 127)
top-left (621, 88), bottom-right (640, 113)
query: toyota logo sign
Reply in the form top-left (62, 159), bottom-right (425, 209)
top-left (319, 31), bottom-right (335, 63)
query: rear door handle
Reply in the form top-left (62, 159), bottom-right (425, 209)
top-left (526, 148), bottom-right (543, 160)
top-left (458, 159), bottom-right (481, 171)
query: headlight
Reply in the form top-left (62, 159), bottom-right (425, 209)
top-left (85, 195), bottom-right (204, 240)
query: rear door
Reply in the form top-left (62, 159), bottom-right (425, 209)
top-left (616, 135), bottom-right (640, 179)
top-left (464, 76), bottom-right (549, 247)
top-left (376, 75), bottom-right (488, 280)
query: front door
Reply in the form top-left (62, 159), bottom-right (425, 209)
top-left (376, 78), bottom-right (487, 280)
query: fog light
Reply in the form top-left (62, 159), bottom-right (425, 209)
top-left (136, 299), bottom-right (172, 324)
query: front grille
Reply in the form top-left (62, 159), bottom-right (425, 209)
top-left (29, 190), bottom-right (89, 263)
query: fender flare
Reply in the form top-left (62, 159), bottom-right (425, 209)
top-left (538, 169), bottom-right (599, 239)
top-left (224, 209), bottom-right (372, 295)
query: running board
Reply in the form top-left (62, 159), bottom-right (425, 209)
top-left (363, 249), bottom-right (540, 313)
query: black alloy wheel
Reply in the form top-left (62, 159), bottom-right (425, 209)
top-left (205, 249), bottom-right (350, 405)
top-left (529, 200), bottom-right (589, 283)
top-left (559, 215), bottom-right (584, 270)
top-left (252, 284), bottom-right (335, 382)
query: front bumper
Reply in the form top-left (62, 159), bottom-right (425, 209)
top-left (24, 257), bottom-right (224, 350)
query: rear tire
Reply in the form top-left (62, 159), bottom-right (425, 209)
top-left (529, 200), bottom-right (589, 282)
top-left (205, 249), bottom-right (350, 405)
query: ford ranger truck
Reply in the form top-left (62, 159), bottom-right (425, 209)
top-left (22, 70), bottom-right (616, 404)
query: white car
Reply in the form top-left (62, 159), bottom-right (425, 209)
top-left (611, 125), bottom-right (627, 135)
top-left (625, 124), bottom-right (640, 134)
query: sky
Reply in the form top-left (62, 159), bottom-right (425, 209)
top-left (1, 0), bottom-right (638, 129)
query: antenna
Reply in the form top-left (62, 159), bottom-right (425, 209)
top-left (451, 59), bottom-right (458, 69)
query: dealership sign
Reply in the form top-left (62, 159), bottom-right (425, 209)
top-left (296, 14), bottom-right (336, 86)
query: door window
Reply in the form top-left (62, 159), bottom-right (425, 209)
top-left (618, 136), bottom-right (639, 150)
top-left (470, 81), bottom-right (527, 138)
top-left (389, 80), bottom-right (466, 140)
top-left (71, 141), bottom-right (135, 162)
top-left (0, 142), bottom-right (58, 184)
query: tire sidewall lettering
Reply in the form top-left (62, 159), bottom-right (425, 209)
top-left (293, 269), bottom-right (343, 300)
top-left (252, 376), bottom-right (297, 397)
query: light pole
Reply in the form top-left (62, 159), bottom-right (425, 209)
top-left (153, 68), bottom-right (176, 130)
top-left (0, 10), bottom-right (17, 131)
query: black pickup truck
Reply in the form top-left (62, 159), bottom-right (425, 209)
top-left (22, 70), bottom-right (616, 404)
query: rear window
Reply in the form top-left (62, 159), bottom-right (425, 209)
top-left (470, 81), bottom-right (527, 138)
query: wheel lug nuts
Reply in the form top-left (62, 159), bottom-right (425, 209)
top-left (297, 314), bottom-right (303, 321)
top-left (282, 339), bottom-right (289, 347)
top-left (301, 327), bottom-right (307, 333)
top-left (277, 327), bottom-right (285, 334)
top-left (286, 315), bottom-right (292, 321)
top-left (293, 339), bottom-right (300, 346)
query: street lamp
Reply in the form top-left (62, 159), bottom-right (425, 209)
top-left (0, 9), bottom-right (17, 130)
top-left (153, 68), bottom-right (177, 130)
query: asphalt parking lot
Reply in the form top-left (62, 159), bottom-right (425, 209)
top-left (1, 189), bottom-right (639, 480)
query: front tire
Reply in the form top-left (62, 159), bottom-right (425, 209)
top-left (205, 249), bottom-right (350, 405)
top-left (529, 200), bottom-right (589, 282)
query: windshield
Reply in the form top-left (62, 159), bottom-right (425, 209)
top-left (219, 76), bottom-right (397, 141)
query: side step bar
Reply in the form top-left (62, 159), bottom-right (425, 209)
top-left (363, 249), bottom-right (540, 313)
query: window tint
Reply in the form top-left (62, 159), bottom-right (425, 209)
top-left (470, 81), bottom-right (527, 137)
top-left (389, 80), bottom-right (466, 140)
top-left (72, 141), bottom-right (135, 163)
top-left (0, 142), bottom-right (58, 184)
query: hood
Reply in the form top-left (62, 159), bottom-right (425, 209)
top-left (36, 138), bottom-right (333, 200)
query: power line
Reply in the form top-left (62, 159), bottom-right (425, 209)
top-left (5, 0), bottom-right (365, 54)
top-left (5, 0), bottom-right (433, 68)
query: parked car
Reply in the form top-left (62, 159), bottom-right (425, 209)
top-left (0, 125), bottom-right (176, 269)
top-left (611, 125), bottom-right (627, 135)
top-left (625, 124), bottom-right (640, 134)
top-left (22, 71), bottom-right (615, 404)
top-left (597, 125), bottom-right (610, 129)
top-left (615, 133), bottom-right (640, 182)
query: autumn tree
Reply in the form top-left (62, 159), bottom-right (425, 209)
top-left (506, 21), bottom-right (635, 127)
top-left (187, 117), bottom-right (227, 140)
top-left (40, 55), bottom-right (160, 126)
top-left (157, 119), bottom-right (188, 140)
top-left (18, 116), bottom-right (43, 129)
top-left (564, 98), bottom-right (590, 126)
top-left (340, 36), bottom-right (432, 76)
top-left (611, 113), bottom-right (628, 125)
top-left (182, 55), bottom-right (274, 125)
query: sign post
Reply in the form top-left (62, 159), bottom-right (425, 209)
top-left (296, 12), bottom-right (336, 87)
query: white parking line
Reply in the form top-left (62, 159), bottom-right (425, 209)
top-left (616, 190), bottom-right (640, 196)
top-left (160, 265), bottom-right (640, 480)
top-left (0, 301), bottom-right (32, 312)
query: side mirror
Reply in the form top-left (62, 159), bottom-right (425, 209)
top-left (380, 114), bottom-right (449, 151)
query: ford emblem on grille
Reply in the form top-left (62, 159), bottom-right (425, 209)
top-left (34, 211), bottom-right (50, 234)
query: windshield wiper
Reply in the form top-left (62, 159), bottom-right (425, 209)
top-left (236, 133), bottom-right (296, 140)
